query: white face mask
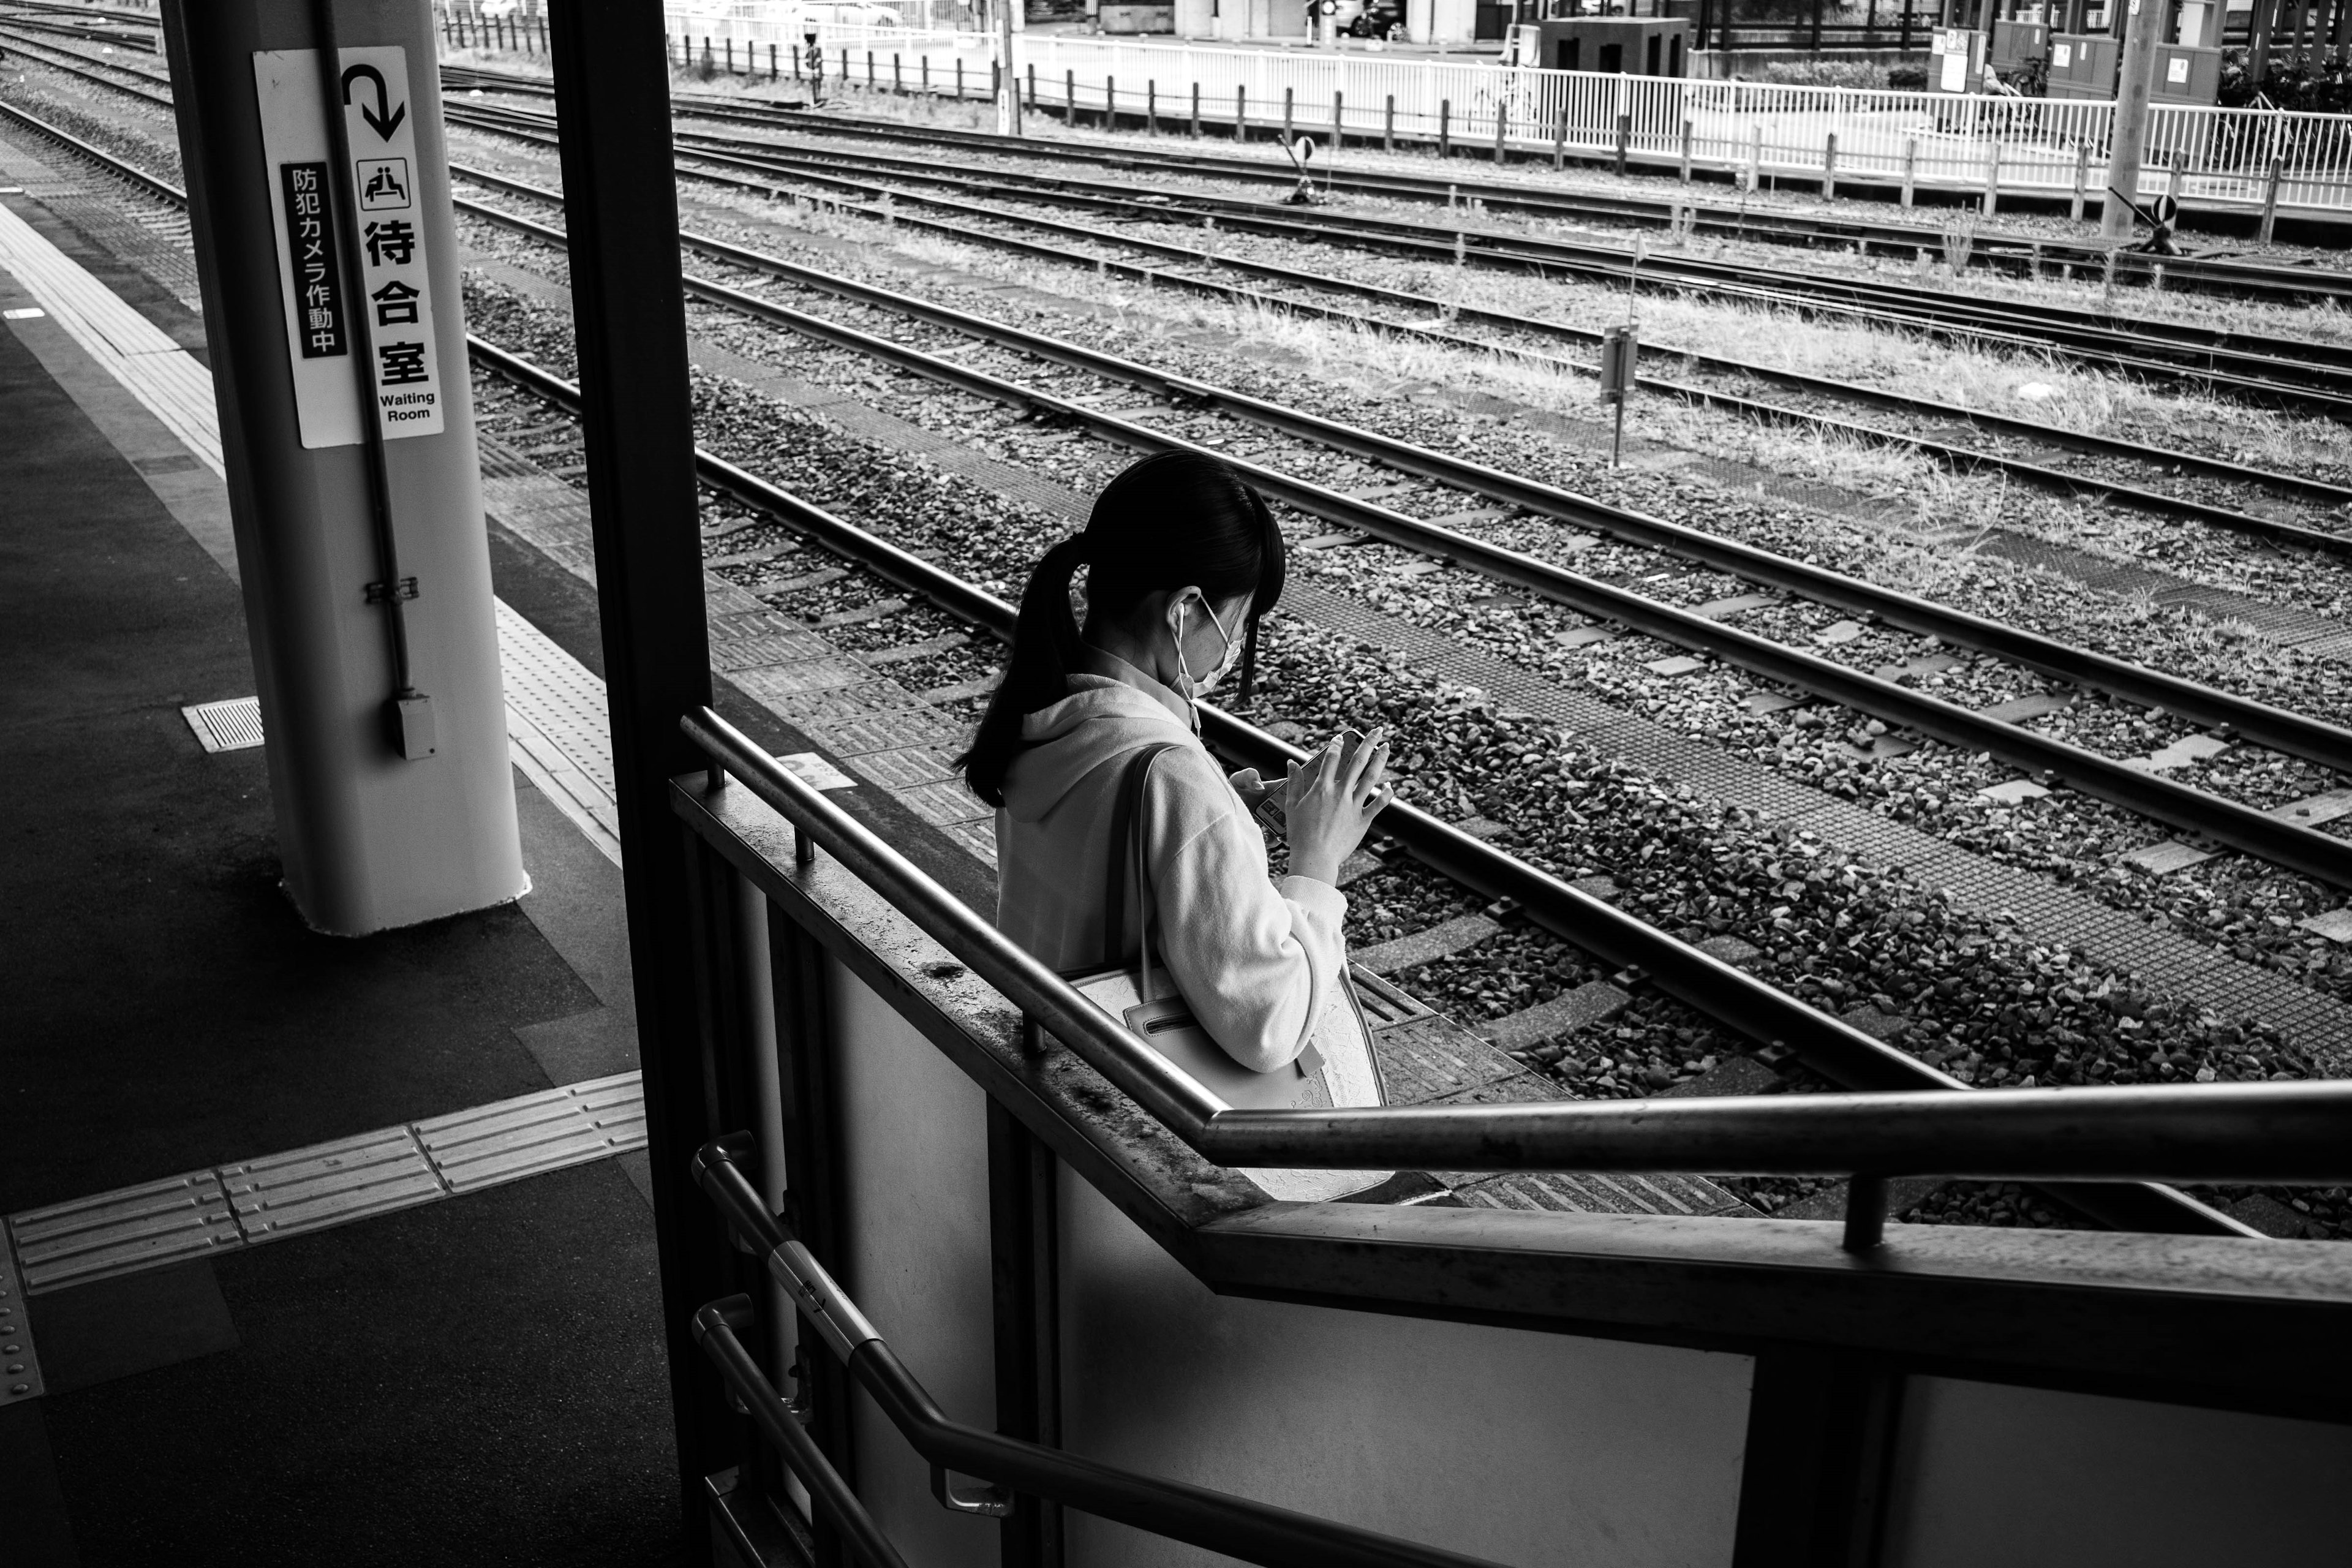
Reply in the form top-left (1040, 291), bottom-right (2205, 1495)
top-left (1173, 597), bottom-right (1242, 700)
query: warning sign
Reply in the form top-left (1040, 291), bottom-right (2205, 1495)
top-left (254, 47), bottom-right (445, 448)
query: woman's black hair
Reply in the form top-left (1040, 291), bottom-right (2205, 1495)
top-left (959, 451), bottom-right (1284, 807)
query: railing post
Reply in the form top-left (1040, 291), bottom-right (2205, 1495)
top-left (2260, 153), bottom-right (2284, 241)
top-left (1332, 88), bottom-right (1343, 148)
top-left (1615, 109), bottom-right (1630, 174)
top-left (1680, 117), bottom-right (1693, 181)
top-left (766, 897), bottom-right (857, 1563)
top-left (1148, 77), bottom-right (1157, 134)
top-left (1236, 82), bottom-right (1246, 141)
top-left (1843, 1174), bottom-right (1888, 1253)
top-left (1822, 130), bottom-right (1837, 198)
top-left (989, 1095), bottom-right (1066, 1568)
top-left (1555, 102), bottom-right (1568, 168)
top-left (1733, 1351), bottom-right (1907, 1565)
top-left (1495, 97), bottom-right (1509, 162)
top-left (1982, 139), bottom-right (2002, 215)
top-left (2071, 140), bottom-right (2089, 221)
top-left (1385, 91), bottom-right (1395, 149)
top-left (1191, 79), bottom-right (1201, 135)
top-left (1284, 83), bottom-right (1295, 143)
top-left (1749, 121), bottom-right (1763, 190)
top-left (1439, 96), bottom-right (1450, 157)
top-left (1107, 72), bottom-right (1117, 129)
top-left (1065, 67), bottom-right (1075, 124)
top-left (1902, 133), bottom-right (1918, 205)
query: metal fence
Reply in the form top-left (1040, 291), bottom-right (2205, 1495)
top-left (659, 16), bottom-right (2352, 219)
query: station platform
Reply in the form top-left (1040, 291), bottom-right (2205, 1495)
top-left (0, 196), bottom-right (684, 1565)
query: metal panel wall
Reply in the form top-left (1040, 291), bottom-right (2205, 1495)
top-left (1881, 1376), bottom-right (2352, 1568)
top-left (1056, 1175), bottom-right (1754, 1568)
top-left (826, 952), bottom-right (1005, 1567)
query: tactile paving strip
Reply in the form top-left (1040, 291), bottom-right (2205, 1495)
top-left (2, 1074), bottom-right (649, 1296)
top-left (0, 1235), bottom-right (48, 1406)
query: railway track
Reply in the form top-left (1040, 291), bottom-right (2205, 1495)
top-left (616, 70), bottom-right (2352, 311)
top-left (435, 65), bottom-right (2352, 422)
top-left (23, 35), bottom-right (2339, 557)
top-left (1, 39), bottom-right (2308, 1238)
top-left (16, 70), bottom-right (2352, 905)
top-left (440, 94), bottom-right (2352, 559)
top-left (441, 168), bottom-right (2352, 895)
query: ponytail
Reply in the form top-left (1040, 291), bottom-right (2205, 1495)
top-left (960, 451), bottom-right (1283, 807)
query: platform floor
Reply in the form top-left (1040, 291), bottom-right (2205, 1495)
top-left (0, 232), bottom-right (684, 1566)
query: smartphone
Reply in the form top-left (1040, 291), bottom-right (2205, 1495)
top-left (1252, 728), bottom-right (1370, 837)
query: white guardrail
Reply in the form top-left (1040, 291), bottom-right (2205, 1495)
top-left (659, 20), bottom-right (2352, 219)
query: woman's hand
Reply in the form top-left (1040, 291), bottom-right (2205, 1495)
top-left (1283, 728), bottom-right (1393, 886)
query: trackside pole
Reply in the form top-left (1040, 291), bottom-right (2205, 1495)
top-left (160, 0), bottom-right (524, 935)
top-left (2101, 0), bottom-right (2163, 239)
top-left (998, 0), bottom-right (1020, 136)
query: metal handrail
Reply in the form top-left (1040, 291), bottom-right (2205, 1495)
top-left (692, 1142), bottom-right (1509, 1568)
top-left (682, 706), bottom-right (2352, 1186)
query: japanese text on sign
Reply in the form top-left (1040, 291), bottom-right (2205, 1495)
top-left (255, 45), bottom-right (445, 447)
top-left (278, 161), bottom-right (346, 359)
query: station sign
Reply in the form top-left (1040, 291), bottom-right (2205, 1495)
top-left (254, 47), bottom-right (445, 448)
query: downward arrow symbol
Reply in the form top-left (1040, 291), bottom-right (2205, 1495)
top-left (341, 64), bottom-right (407, 140)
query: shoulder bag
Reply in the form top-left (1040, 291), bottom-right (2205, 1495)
top-left (1061, 742), bottom-right (1390, 1203)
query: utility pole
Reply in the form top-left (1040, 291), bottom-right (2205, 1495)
top-left (998, 0), bottom-right (1022, 135)
top-left (2100, 0), bottom-right (2163, 238)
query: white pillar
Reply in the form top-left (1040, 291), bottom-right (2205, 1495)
top-left (162, 0), bottom-right (526, 934)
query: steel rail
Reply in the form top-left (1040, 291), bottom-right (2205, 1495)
top-left (0, 92), bottom-right (183, 203)
top-left (0, 8), bottom-right (154, 54)
top-left (682, 101), bottom-right (2352, 311)
top-left (442, 61), bottom-right (2352, 309)
top-left (651, 122), bottom-right (2352, 409)
top-left (470, 333), bottom-right (2244, 1234)
top-left (692, 1164), bottom-right (1512, 1568)
top-left (437, 78), bottom-right (2352, 396)
top-left (608, 131), bottom-right (2352, 524)
top-left (456, 187), bottom-right (2352, 891)
top-left (0, 26), bottom-right (173, 106)
top-left (443, 106), bottom-right (2352, 538)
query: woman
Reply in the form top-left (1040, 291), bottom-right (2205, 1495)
top-left (960, 452), bottom-right (1392, 1075)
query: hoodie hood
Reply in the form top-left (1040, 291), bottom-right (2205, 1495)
top-left (1001, 664), bottom-right (1200, 825)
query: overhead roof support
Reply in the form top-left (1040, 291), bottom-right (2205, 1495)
top-left (541, 0), bottom-right (728, 1556)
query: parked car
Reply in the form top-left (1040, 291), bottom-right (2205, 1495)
top-left (1337, 0), bottom-right (1406, 39)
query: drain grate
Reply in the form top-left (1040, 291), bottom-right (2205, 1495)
top-left (183, 696), bottom-right (264, 753)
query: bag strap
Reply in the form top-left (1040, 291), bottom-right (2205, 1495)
top-left (1102, 743), bottom-right (1181, 990)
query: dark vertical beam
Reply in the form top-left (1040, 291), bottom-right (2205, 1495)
top-left (1730, 1349), bottom-right (1906, 1568)
top-left (543, 0), bottom-right (721, 1556)
top-left (989, 1097), bottom-right (1065, 1568)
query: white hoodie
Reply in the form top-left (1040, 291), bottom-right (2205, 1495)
top-left (994, 652), bottom-right (1349, 1074)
